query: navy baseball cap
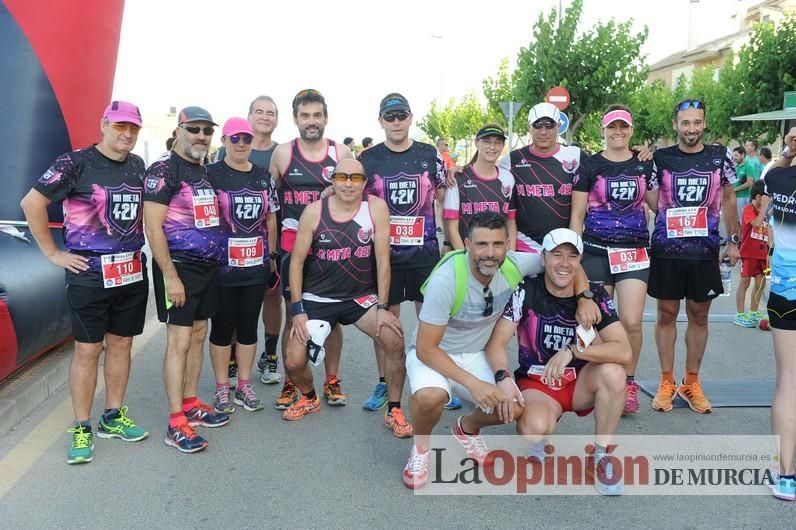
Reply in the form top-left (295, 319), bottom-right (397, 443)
top-left (379, 93), bottom-right (411, 116)
top-left (178, 106), bottom-right (218, 126)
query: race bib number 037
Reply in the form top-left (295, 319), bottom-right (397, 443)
top-left (666, 207), bottom-right (707, 238)
top-left (389, 216), bottom-right (424, 246)
top-left (607, 247), bottom-right (650, 274)
top-left (101, 251), bottom-right (143, 288)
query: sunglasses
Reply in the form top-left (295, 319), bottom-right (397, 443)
top-left (532, 120), bottom-right (557, 130)
top-left (109, 122), bottom-right (141, 133)
top-left (331, 172), bottom-right (367, 184)
top-left (483, 286), bottom-right (493, 317)
top-left (229, 134), bottom-right (253, 145)
top-left (675, 99), bottom-right (705, 112)
top-left (382, 112), bottom-right (409, 122)
top-left (180, 124), bottom-right (215, 136)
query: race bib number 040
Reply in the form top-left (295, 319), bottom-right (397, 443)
top-left (101, 251), bottom-right (143, 288)
top-left (192, 194), bottom-right (220, 229)
top-left (607, 247), bottom-right (650, 274)
top-left (228, 237), bottom-right (264, 267)
top-left (389, 216), bottom-right (424, 246)
top-left (666, 206), bottom-right (707, 238)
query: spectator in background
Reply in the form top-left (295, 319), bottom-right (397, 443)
top-left (437, 138), bottom-right (455, 171)
top-left (760, 147), bottom-right (775, 180)
top-left (343, 137), bottom-right (356, 156)
top-left (358, 136), bottom-right (374, 159)
top-left (745, 140), bottom-right (764, 175)
top-left (733, 146), bottom-right (754, 223)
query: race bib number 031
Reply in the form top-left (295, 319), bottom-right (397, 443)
top-left (666, 206), bottom-right (707, 238)
top-left (192, 194), bottom-right (220, 228)
top-left (228, 237), bottom-right (264, 267)
top-left (101, 251), bottom-right (143, 288)
top-left (607, 247), bottom-right (650, 274)
top-left (389, 216), bottom-right (424, 246)
top-left (527, 365), bottom-right (577, 391)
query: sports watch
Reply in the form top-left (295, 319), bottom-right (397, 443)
top-left (576, 289), bottom-right (594, 301)
top-left (494, 369), bottom-right (510, 383)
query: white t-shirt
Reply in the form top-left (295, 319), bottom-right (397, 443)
top-left (410, 251), bottom-right (543, 355)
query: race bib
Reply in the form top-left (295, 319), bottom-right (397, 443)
top-left (228, 236), bottom-right (264, 267)
top-left (750, 224), bottom-right (768, 242)
top-left (666, 207), bottom-right (708, 238)
top-left (607, 247), bottom-right (650, 274)
top-left (192, 194), bottom-right (220, 228)
top-left (353, 294), bottom-right (378, 308)
top-left (389, 215), bottom-right (424, 246)
top-left (101, 251), bottom-right (143, 288)
top-left (527, 365), bottom-right (577, 391)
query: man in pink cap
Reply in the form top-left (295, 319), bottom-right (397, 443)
top-left (206, 117), bottom-right (279, 415)
top-left (21, 100), bottom-right (150, 464)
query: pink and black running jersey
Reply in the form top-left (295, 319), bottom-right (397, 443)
top-left (34, 146), bottom-right (146, 286)
top-left (302, 198), bottom-right (376, 303)
top-left (208, 160), bottom-right (279, 286)
top-left (500, 144), bottom-right (588, 252)
top-left (360, 141), bottom-right (445, 269)
top-left (650, 144), bottom-right (736, 260)
top-left (443, 164), bottom-right (516, 244)
top-left (573, 153), bottom-right (657, 250)
top-left (144, 151), bottom-right (225, 264)
top-left (278, 139), bottom-right (339, 252)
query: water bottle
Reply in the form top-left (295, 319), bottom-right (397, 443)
top-left (720, 259), bottom-right (731, 297)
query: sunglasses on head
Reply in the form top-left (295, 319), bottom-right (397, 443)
top-left (675, 99), bottom-right (705, 113)
top-left (532, 120), bottom-right (557, 130)
top-left (382, 111), bottom-right (409, 122)
top-left (180, 124), bottom-right (215, 136)
top-left (109, 122), bottom-right (141, 133)
top-left (229, 134), bottom-right (253, 145)
top-left (483, 286), bottom-right (493, 317)
top-left (331, 172), bottom-right (367, 184)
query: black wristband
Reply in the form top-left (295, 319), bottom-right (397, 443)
top-left (443, 241), bottom-right (452, 247)
top-left (269, 252), bottom-right (279, 260)
top-left (376, 303), bottom-right (389, 310)
top-left (290, 301), bottom-right (305, 317)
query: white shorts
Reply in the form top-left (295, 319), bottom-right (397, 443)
top-left (405, 348), bottom-right (495, 405)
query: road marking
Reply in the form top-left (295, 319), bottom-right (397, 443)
top-left (0, 317), bottom-right (161, 499)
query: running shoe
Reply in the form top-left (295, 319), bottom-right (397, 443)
top-left (164, 422), bottom-right (208, 454)
top-left (384, 407), bottom-right (414, 438)
top-left (234, 384), bottom-right (264, 412)
top-left (593, 450), bottom-right (624, 496)
top-left (403, 445), bottom-right (431, 490)
top-left (213, 387), bottom-right (235, 414)
top-left (733, 312), bottom-right (756, 328)
top-left (451, 416), bottom-right (491, 466)
top-left (259, 354), bottom-right (282, 385)
top-left (444, 395), bottom-right (463, 410)
top-left (97, 406), bottom-right (149, 442)
top-left (323, 376), bottom-right (347, 406)
top-left (622, 380), bottom-right (640, 416)
top-left (677, 380), bottom-right (712, 414)
top-left (186, 402), bottom-right (231, 427)
top-left (362, 382), bottom-right (388, 410)
top-left (66, 425), bottom-right (94, 464)
top-left (772, 475), bottom-right (796, 501)
top-left (274, 380), bottom-right (300, 410)
top-left (748, 310), bottom-right (766, 322)
top-left (282, 394), bottom-right (321, 421)
top-left (651, 380), bottom-right (677, 412)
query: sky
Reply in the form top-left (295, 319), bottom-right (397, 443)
top-left (112, 0), bottom-right (740, 149)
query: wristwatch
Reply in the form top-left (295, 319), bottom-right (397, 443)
top-left (576, 289), bottom-right (594, 301)
top-left (727, 234), bottom-right (740, 245)
top-left (494, 369), bottom-right (510, 383)
top-left (376, 303), bottom-right (389, 310)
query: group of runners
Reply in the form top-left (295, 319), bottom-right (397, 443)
top-left (19, 89), bottom-right (796, 499)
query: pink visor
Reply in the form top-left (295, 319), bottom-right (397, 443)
top-left (601, 110), bottom-right (632, 128)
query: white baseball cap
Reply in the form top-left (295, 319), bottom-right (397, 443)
top-left (528, 102), bottom-right (561, 125)
top-left (542, 228), bottom-right (583, 254)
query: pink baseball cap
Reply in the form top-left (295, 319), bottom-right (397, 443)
top-left (103, 100), bottom-right (143, 127)
top-left (601, 109), bottom-right (633, 128)
top-left (222, 117), bottom-right (254, 137)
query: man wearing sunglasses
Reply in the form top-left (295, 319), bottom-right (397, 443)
top-left (269, 89), bottom-right (353, 411)
top-left (402, 212), bottom-right (598, 489)
top-left (21, 101), bottom-right (150, 464)
top-left (359, 92), bottom-right (448, 433)
top-left (144, 106), bottom-right (230, 454)
top-left (647, 98), bottom-right (740, 415)
top-left (283, 158), bottom-right (403, 423)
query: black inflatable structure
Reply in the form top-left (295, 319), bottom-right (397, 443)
top-left (0, 0), bottom-right (125, 380)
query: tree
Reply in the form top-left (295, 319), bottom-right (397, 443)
top-left (417, 93), bottom-right (488, 158)
top-left (629, 79), bottom-right (676, 145)
top-left (482, 58), bottom-right (527, 144)
top-left (499, 0), bottom-right (648, 142)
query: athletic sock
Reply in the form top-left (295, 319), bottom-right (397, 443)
top-left (684, 371), bottom-right (699, 385)
top-left (379, 377), bottom-right (386, 383)
top-left (75, 420), bottom-right (92, 432)
top-left (459, 417), bottom-right (478, 436)
top-left (661, 372), bottom-right (675, 385)
top-left (169, 412), bottom-right (186, 428)
top-left (265, 334), bottom-right (279, 356)
top-left (305, 389), bottom-right (317, 400)
top-left (781, 474), bottom-right (796, 479)
top-left (102, 408), bottom-right (120, 421)
top-left (388, 401), bottom-right (401, 412)
top-left (626, 375), bottom-right (635, 383)
top-left (237, 379), bottom-right (252, 390)
top-left (182, 397), bottom-right (199, 413)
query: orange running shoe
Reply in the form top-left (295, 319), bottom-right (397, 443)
top-left (677, 379), bottom-right (712, 414)
top-left (384, 407), bottom-right (414, 438)
top-left (282, 395), bottom-right (321, 421)
top-left (651, 380), bottom-right (677, 412)
top-left (323, 376), bottom-right (347, 406)
top-left (274, 380), bottom-right (300, 410)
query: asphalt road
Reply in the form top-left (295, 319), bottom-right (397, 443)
top-left (0, 275), bottom-right (790, 528)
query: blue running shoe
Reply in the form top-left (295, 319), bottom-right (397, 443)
top-left (594, 451), bottom-right (624, 496)
top-left (772, 475), bottom-right (796, 501)
top-left (164, 422), bottom-right (208, 454)
top-left (733, 312), bottom-right (756, 328)
top-left (363, 382), bottom-right (388, 410)
top-left (444, 395), bottom-right (463, 410)
top-left (186, 402), bottom-right (230, 428)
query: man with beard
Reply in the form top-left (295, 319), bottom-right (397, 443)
top-left (647, 99), bottom-right (739, 415)
top-left (144, 106), bottom-right (230, 454)
top-left (269, 89), bottom-right (353, 410)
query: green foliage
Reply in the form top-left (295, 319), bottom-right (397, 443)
top-left (417, 93), bottom-right (488, 155)
top-left (629, 79), bottom-right (676, 145)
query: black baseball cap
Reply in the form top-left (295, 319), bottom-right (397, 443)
top-left (476, 124), bottom-right (507, 140)
top-left (178, 106), bottom-right (218, 126)
top-left (379, 93), bottom-right (411, 116)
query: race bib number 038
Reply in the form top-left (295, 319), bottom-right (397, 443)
top-left (666, 206), bottom-right (707, 238)
top-left (389, 216), bottom-right (424, 246)
top-left (228, 237), bottom-right (264, 267)
top-left (192, 194), bottom-right (220, 228)
top-left (607, 247), bottom-right (650, 274)
top-left (101, 251), bottom-right (143, 288)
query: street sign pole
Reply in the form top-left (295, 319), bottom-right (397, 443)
top-left (499, 101), bottom-right (522, 148)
